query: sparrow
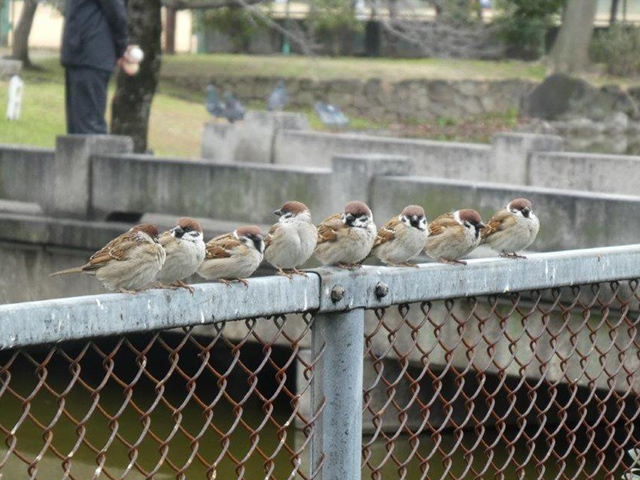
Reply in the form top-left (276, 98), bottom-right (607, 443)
top-left (155, 217), bottom-right (206, 292)
top-left (197, 225), bottom-right (265, 286)
top-left (264, 201), bottom-right (318, 278)
top-left (481, 198), bottom-right (540, 259)
top-left (371, 205), bottom-right (429, 267)
top-left (424, 209), bottom-right (486, 265)
top-left (314, 201), bottom-right (376, 269)
top-left (49, 223), bottom-right (166, 293)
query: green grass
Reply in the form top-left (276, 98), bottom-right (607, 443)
top-left (162, 54), bottom-right (550, 82)
top-left (0, 58), bottom-right (209, 157)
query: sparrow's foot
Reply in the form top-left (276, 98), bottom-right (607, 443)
top-left (440, 259), bottom-right (467, 266)
top-left (292, 268), bottom-right (309, 277)
top-left (174, 280), bottom-right (195, 294)
top-left (219, 279), bottom-right (233, 286)
top-left (277, 268), bottom-right (295, 280)
top-left (500, 252), bottom-right (527, 260)
top-left (237, 278), bottom-right (250, 288)
top-left (117, 287), bottom-right (138, 295)
top-left (337, 262), bottom-right (361, 270)
top-left (397, 262), bottom-right (419, 268)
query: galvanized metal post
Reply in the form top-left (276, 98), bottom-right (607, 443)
top-left (311, 308), bottom-right (364, 480)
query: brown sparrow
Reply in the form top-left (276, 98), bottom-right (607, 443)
top-left (50, 223), bottom-right (166, 293)
top-left (264, 201), bottom-right (318, 278)
top-left (197, 225), bottom-right (264, 286)
top-left (424, 209), bottom-right (486, 265)
top-left (372, 205), bottom-right (428, 267)
top-left (314, 201), bottom-right (376, 269)
top-left (482, 198), bottom-right (540, 259)
top-left (156, 217), bottom-right (206, 292)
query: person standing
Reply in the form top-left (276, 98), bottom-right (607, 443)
top-left (61, 0), bottom-right (129, 134)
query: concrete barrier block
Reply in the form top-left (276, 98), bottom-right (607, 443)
top-left (44, 135), bottom-right (133, 219)
top-left (491, 132), bottom-right (564, 185)
top-left (331, 154), bottom-right (414, 211)
top-left (201, 111), bottom-right (310, 164)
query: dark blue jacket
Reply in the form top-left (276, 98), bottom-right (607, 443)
top-left (61, 0), bottom-right (128, 72)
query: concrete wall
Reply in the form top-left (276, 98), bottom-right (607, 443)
top-left (371, 176), bottom-right (640, 252)
top-left (92, 154), bottom-right (335, 224)
top-left (529, 151), bottom-right (640, 196)
top-left (166, 74), bottom-right (536, 123)
top-left (0, 145), bottom-right (53, 204)
top-left (273, 130), bottom-right (493, 180)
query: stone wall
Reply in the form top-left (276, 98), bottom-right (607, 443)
top-left (164, 73), bottom-right (537, 122)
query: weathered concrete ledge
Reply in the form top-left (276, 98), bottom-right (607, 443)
top-left (0, 145), bottom-right (54, 205)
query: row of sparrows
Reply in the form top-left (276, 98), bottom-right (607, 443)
top-left (50, 198), bottom-right (539, 294)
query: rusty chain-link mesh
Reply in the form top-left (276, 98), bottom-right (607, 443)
top-left (0, 313), bottom-right (324, 480)
top-left (363, 280), bottom-right (640, 480)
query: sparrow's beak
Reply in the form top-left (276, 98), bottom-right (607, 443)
top-left (344, 213), bottom-right (355, 225)
top-left (410, 215), bottom-right (420, 228)
top-left (273, 209), bottom-right (282, 217)
top-left (522, 208), bottom-right (531, 218)
top-left (172, 226), bottom-right (185, 238)
top-left (478, 222), bottom-right (486, 230)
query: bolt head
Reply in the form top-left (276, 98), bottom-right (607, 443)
top-left (375, 282), bottom-right (389, 299)
top-left (331, 286), bottom-right (345, 302)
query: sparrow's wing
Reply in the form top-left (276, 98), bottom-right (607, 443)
top-left (316, 213), bottom-right (343, 245)
top-left (85, 230), bottom-right (141, 270)
top-left (373, 217), bottom-right (401, 248)
top-left (428, 213), bottom-right (459, 237)
top-left (481, 210), bottom-right (515, 243)
top-left (264, 223), bottom-right (280, 250)
top-left (158, 230), bottom-right (174, 247)
top-left (204, 233), bottom-right (240, 259)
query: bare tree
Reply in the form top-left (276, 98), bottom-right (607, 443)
top-left (610, 0), bottom-right (620, 24)
top-left (11, 0), bottom-right (38, 67)
top-left (367, 0), bottom-right (500, 58)
top-left (550, 0), bottom-right (598, 73)
top-left (111, 0), bottom-right (162, 152)
top-left (164, 7), bottom-right (177, 54)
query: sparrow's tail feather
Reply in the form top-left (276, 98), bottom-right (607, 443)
top-left (49, 267), bottom-right (84, 277)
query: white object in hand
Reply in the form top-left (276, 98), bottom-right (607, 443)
top-left (128, 46), bottom-right (144, 64)
top-left (6, 75), bottom-right (24, 121)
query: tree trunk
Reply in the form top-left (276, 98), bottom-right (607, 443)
top-left (549, 0), bottom-right (598, 74)
top-left (11, 0), bottom-right (38, 68)
top-left (164, 7), bottom-right (176, 54)
top-left (111, 0), bottom-right (162, 153)
top-left (610, 0), bottom-right (620, 24)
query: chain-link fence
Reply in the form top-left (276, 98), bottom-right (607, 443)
top-left (1, 246), bottom-right (640, 480)
top-left (362, 282), bottom-right (640, 480)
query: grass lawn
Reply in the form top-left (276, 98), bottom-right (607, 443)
top-left (162, 54), bottom-right (550, 82)
top-left (0, 58), bottom-right (209, 157)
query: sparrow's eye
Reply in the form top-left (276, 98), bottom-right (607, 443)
top-left (183, 227), bottom-right (192, 233)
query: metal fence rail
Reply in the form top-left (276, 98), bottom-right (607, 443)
top-left (1, 245), bottom-right (640, 480)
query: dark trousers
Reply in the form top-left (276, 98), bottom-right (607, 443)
top-left (65, 67), bottom-right (111, 134)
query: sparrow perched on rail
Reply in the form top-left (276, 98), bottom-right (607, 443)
top-left (264, 201), bottom-right (317, 278)
top-left (49, 223), bottom-right (166, 293)
top-left (371, 205), bottom-right (429, 267)
top-left (197, 225), bottom-right (264, 286)
top-left (481, 198), bottom-right (540, 259)
top-left (424, 209), bottom-right (485, 265)
top-left (314, 201), bottom-right (376, 269)
top-left (155, 217), bottom-right (206, 292)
